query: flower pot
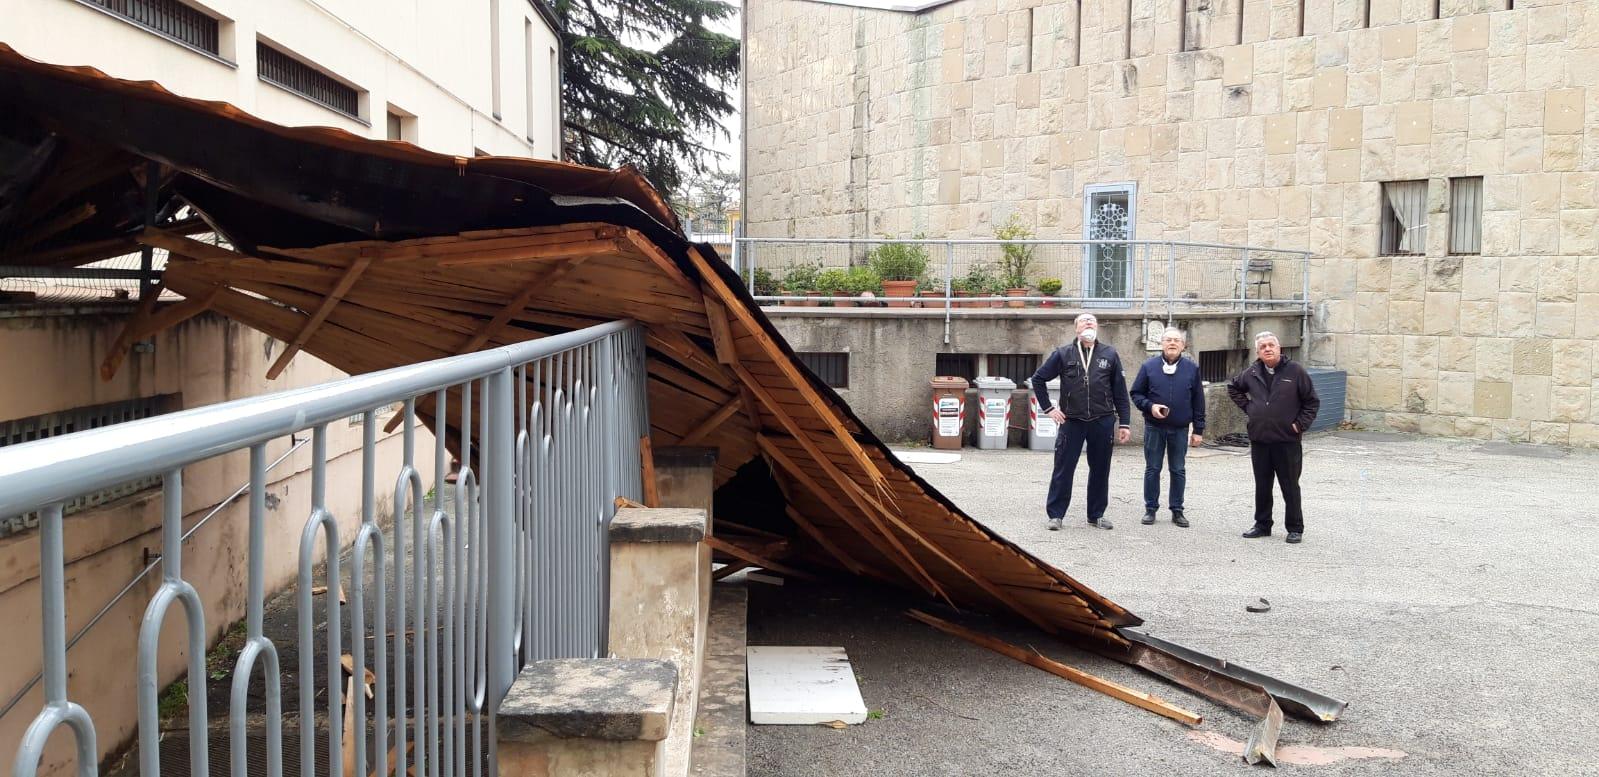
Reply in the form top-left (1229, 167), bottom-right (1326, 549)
top-left (1005, 288), bottom-right (1028, 308)
top-left (989, 295), bottom-right (1005, 308)
top-left (920, 290), bottom-right (944, 308)
top-left (777, 288), bottom-right (792, 306)
top-left (834, 296), bottom-right (856, 307)
top-left (953, 290), bottom-right (973, 308)
top-left (804, 291), bottom-right (822, 306)
top-left (882, 279), bottom-right (917, 308)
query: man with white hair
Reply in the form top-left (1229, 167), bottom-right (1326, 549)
top-left (1029, 313), bottom-right (1132, 531)
top-left (1228, 331), bottom-right (1320, 544)
top-left (1129, 327), bottom-right (1206, 527)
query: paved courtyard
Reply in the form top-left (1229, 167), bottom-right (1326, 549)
top-left (747, 431), bottom-right (1599, 775)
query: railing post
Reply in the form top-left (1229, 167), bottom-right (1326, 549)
top-left (487, 365), bottom-right (517, 710)
top-left (943, 241), bottom-right (954, 345)
top-left (1167, 242), bottom-right (1177, 323)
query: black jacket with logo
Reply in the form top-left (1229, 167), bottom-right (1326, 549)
top-left (1226, 357), bottom-right (1321, 443)
top-left (1030, 341), bottom-right (1131, 426)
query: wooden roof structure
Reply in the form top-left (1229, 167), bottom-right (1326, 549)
top-left (0, 45), bottom-right (1142, 644)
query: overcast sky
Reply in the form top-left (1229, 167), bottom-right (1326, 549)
top-left (702, 1), bottom-right (742, 174)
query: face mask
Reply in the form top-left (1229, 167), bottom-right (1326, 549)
top-left (1080, 328), bottom-right (1097, 343)
top-left (1162, 360), bottom-right (1178, 375)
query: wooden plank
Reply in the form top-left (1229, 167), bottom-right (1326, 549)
top-left (137, 228), bottom-right (244, 262)
top-left (677, 396), bottom-right (742, 447)
top-left (640, 436), bottom-right (659, 507)
top-left (705, 536), bottom-right (818, 581)
top-left (266, 252), bottom-right (375, 379)
top-left (783, 505), bottom-right (867, 575)
top-left (434, 237), bottom-right (623, 267)
top-left (906, 610), bottom-right (1197, 725)
top-left (453, 256), bottom-right (588, 354)
top-left (614, 496), bottom-right (646, 510)
top-left (711, 562), bottom-right (752, 581)
top-left (619, 231), bottom-right (702, 299)
top-left (702, 294), bottom-right (738, 366)
top-left (100, 285), bottom-right (222, 380)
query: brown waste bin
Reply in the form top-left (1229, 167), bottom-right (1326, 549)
top-left (930, 376), bottom-right (969, 450)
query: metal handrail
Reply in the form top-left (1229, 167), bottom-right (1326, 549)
top-left (735, 236), bottom-right (1313, 255)
top-left (0, 320), bottom-right (634, 517)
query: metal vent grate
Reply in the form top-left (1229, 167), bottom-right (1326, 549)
top-left (986, 353), bottom-right (1040, 385)
top-left (258, 43), bottom-right (360, 118)
top-left (796, 352), bottom-right (849, 388)
top-left (1306, 368), bottom-right (1347, 432)
top-left (935, 353), bottom-right (977, 381)
top-left (1, 395), bottom-right (179, 537)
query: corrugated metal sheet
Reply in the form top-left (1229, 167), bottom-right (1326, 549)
top-left (1306, 368), bottom-right (1347, 432)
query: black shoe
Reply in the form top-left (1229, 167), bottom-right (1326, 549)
top-left (1241, 526), bottom-right (1271, 538)
top-left (1172, 510), bottom-right (1190, 528)
top-left (1141, 511), bottom-right (1156, 525)
top-left (1286, 532), bottom-right (1303, 544)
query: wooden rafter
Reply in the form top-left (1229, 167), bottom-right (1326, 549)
top-left (705, 536), bottom-right (817, 581)
top-left (265, 251), bottom-right (374, 379)
top-left (136, 228), bottom-right (242, 262)
top-left (454, 256), bottom-right (589, 354)
top-left (100, 284), bottom-right (223, 381)
top-left (702, 294), bottom-right (738, 366)
top-left (620, 231), bottom-right (702, 299)
top-left (784, 505), bottom-right (867, 575)
top-left (435, 237), bottom-right (622, 268)
top-left (678, 396), bottom-right (742, 447)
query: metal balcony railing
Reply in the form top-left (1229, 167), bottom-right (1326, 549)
top-left (0, 320), bottom-right (648, 777)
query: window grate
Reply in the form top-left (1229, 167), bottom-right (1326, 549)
top-left (987, 354), bottom-right (1040, 385)
top-left (85, 0), bottom-right (220, 54)
top-left (1198, 350), bottom-right (1238, 383)
top-left (1, 395), bottom-right (179, 538)
top-left (796, 352), bottom-right (849, 388)
top-left (935, 353), bottom-right (978, 382)
top-left (258, 43), bottom-right (360, 118)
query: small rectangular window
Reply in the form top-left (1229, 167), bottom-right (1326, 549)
top-left (83, 0), bottom-right (220, 55)
top-left (258, 43), bottom-right (361, 119)
top-left (1198, 350), bottom-right (1240, 383)
top-left (1448, 177), bottom-right (1482, 255)
top-left (797, 352), bottom-right (849, 388)
top-left (986, 353), bottom-right (1040, 385)
top-left (936, 353), bottom-right (978, 381)
top-left (1380, 180), bottom-right (1428, 256)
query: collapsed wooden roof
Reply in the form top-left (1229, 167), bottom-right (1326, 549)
top-left (0, 45), bottom-right (1141, 644)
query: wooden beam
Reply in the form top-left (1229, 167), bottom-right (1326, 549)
top-left (136, 228), bottom-right (244, 263)
top-left (907, 610), bottom-right (1201, 727)
top-left (705, 536), bottom-right (818, 581)
top-left (784, 505), bottom-right (867, 575)
top-left (434, 237), bottom-right (622, 267)
top-left (99, 285), bottom-right (222, 381)
top-left (5, 203), bottom-right (96, 253)
top-left (266, 251), bottom-right (375, 379)
top-left (614, 496), bottom-right (646, 510)
top-left (677, 396), bottom-right (741, 447)
top-left (702, 295), bottom-right (738, 366)
top-left (640, 436), bottom-right (659, 507)
top-left (711, 562), bottom-right (752, 581)
top-left (619, 231), bottom-right (702, 299)
top-left (453, 256), bottom-right (589, 354)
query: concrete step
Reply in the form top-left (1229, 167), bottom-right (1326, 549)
top-left (689, 581), bottom-right (748, 777)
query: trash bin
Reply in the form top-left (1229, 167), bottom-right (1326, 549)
top-left (1025, 377), bottom-right (1061, 451)
top-left (929, 376), bottom-right (968, 450)
top-left (974, 377), bottom-right (1016, 449)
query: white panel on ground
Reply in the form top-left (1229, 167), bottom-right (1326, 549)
top-left (747, 646), bottom-right (869, 725)
top-left (892, 451), bottom-right (962, 464)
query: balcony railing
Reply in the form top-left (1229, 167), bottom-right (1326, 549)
top-left (735, 238), bottom-right (1311, 316)
top-left (1, 320), bottom-right (648, 777)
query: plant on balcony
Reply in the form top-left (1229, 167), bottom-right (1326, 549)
top-left (961, 262), bottom-right (1002, 308)
top-left (869, 238), bottom-right (930, 307)
top-left (844, 266), bottom-right (882, 306)
top-left (781, 262), bottom-right (821, 306)
top-left (816, 268), bottom-right (849, 306)
top-left (1038, 277), bottom-right (1063, 308)
top-left (751, 267), bottom-right (777, 297)
top-left (994, 215), bottom-right (1037, 306)
top-left (916, 275), bottom-right (945, 307)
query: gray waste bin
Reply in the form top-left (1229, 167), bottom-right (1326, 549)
top-left (974, 377), bottom-right (1016, 449)
top-left (1025, 377), bottom-right (1061, 450)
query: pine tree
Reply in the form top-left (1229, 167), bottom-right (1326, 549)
top-left (554, 0), bottom-right (740, 195)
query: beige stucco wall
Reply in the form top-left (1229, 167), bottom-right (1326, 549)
top-left (0, 0), bottom-right (561, 158)
top-left (745, 0), bottom-right (1599, 446)
top-left (0, 311), bottom-right (438, 776)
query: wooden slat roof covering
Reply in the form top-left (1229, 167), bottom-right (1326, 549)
top-left (0, 45), bottom-right (1141, 643)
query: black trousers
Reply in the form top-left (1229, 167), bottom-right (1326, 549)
top-left (1047, 415), bottom-right (1114, 521)
top-left (1250, 441), bottom-right (1304, 533)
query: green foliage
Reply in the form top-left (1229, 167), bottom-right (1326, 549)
top-left (867, 709), bottom-right (886, 720)
top-left (962, 262), bottom-right (1003, 294)
top-left (949, 277), bottom-right (971, 293)
top-left (993, 215), bottom-right (1037, 289)
top-left (158, 679), bottom-right (188, 720)
top-left (868, 239), bottom-right (931, 281)
top-left (741, 266), bottom-right (777, 296)
top-left (781, 262), bottom-right (821, 292)
top-left (555, 0), bottom-right (741, 194)
top-left (815, 268), bottom-right (849, 296)
top-left (1038, 277), bottom-right (1063, 295)
top-left (843, 266), bottom-right (882, 295)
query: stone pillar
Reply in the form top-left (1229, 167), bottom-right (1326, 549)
top-left (498, 658), bottom-right (677, 777)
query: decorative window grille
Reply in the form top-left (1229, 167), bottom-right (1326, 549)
top-left (1449, 177), bottom-right (1483, 255)
top-left (796, 352), bottom-right (849, 388)
top-left (258, 43), bottom-right (361, 119)
top-left (82, 0), bottom-right (220, 55)
top-left (1380, 180), bottom-right (1428, 256)
top-left (1, 395), bottom-right (179, 538)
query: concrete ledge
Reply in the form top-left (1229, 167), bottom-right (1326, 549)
top-left (610, 507), bottom-right (707, 544)
top-left (499, 658), bottom-right (678, 742)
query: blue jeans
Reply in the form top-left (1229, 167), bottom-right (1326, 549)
top-left (1143, 425), bottom-right (1189, 512)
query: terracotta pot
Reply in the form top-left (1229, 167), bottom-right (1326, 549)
top-left (989, 293), bottom-right (1005, 308)
top-left (1005, 287), bottom-right (1028, 308)
top-left (804, 291), bottom-right (822, 306)
top-left (833, 296), bottom-right (856, 307)
top-left (953, 290), bottom-right (973, 308)
top-left (777, 288), bottom-right (792, 306)
top-left (920, 290), bottom-right (944, 309)
top-left (882, 279), bottom-right (917, 308)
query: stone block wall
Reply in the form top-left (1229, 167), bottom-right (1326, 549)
top-left (745, 0), bottom-right (1599, 446)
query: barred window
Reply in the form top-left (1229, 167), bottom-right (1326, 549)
top-left (1449, 177), bottom-right (1483, 255)
top-left (258, 42), bottom-right (361, 119)
top-left (1198, 350), bottom-right (1242, 383)
top-left (986, 354), bottom-right (1040, 385)
top-left (83, 0), bottom-right (220, 55)
top-left (797, 352), bottom-right (849, 388)
top-left (935, 353), bottom-right (978, 382)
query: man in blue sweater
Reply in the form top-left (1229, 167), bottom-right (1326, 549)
top-left (1129, 327), bottom-right (1206, 527)
top-left (1030, 313), bottom-right (1132, 531)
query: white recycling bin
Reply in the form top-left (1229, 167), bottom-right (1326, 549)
top-left (974, 377), bottom-right (1016, 449)
top-left (1026, 377), bottom-right (1062, 450)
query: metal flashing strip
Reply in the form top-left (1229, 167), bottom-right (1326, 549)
top-left (1117, 628), bottom-right (1348, 723)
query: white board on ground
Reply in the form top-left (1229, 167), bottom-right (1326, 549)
top-left (747, 646), bottom-right (868, 725)
top-left (892, 450), bottom-right (962, 464)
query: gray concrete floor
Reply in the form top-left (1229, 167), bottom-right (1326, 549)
top-left (746, 431), bottom-right (1599, 776)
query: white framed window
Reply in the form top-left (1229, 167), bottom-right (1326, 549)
top-left (1448, 177), bottom-right (1482, 255)
top-left (1380, 180), bottom-right (1428, 256)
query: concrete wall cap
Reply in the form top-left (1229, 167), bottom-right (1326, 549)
top-left (609, 507), bottom-right (707, 543)
top-left (499, 658), bottom-right (678, 742)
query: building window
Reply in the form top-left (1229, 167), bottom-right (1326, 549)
top-left (1, 395), bottom-right (180, 538)
top-left (986, 354), bottom-right (1040, 385)
top-left (386, 106), bottom-right (416, 143)
top-left (1198, 349), bottom-right (1242, 383)
top-left (1380, 180), bottom-right (1428, 256)
top-left (1448, 177), bottom-right (1482, 255)
top-left (490, 0), bottom-right (503, 119)
top-left (797, 352), bottom-right (849, 388)
top-left (80, 0), bottom-right (220, 56)
top-left (258, 42), bottom-right (361, 119)
top-left (936, 353), bottom-right (978, 381)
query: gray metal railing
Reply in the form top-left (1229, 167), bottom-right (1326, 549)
top-left (1, 320), bottom-right (648, 777)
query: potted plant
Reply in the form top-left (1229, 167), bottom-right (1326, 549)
top-left (752, 267), bottom-right (778, 299)
top-left (950, 277), bottom-right (974, 307)
top-left (816, 268), bottom-right (849, 307)
top-left (868, 238), bottom-right (930, 308)
top-left (917, 276), bottom-right (944, 307)
top-left (995, 215), bottom-right (1036, 307)
top-left (782, 262), bottom-right (820, 306)
top-left (844, 266), bottom-right (882, 306)
top-left (1038, 277), bottom-right (1063, 307)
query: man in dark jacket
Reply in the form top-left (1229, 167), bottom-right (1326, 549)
top-left (1030, 313), bottom-right (1132, 531)
top-left (1227, 331), bottom-right (1320, 544)
top-left (1129, 327), bottom-right (1205, 528)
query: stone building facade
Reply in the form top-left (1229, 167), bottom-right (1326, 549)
top-left (744, 0), bottom-right (1599, 446)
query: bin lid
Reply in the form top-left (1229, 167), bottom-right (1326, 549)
top-left (930, 376), bottom-right (970, 389)
top-left (974, 377), bottom-right (1017, 391)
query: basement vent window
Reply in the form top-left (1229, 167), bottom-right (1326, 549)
top-left (1198, 349), bottom-right (1241, 383)
top-left (79, 0), bottom-right (221, 56)
top-left (0, 394), bottom-right (180, 538)
top-left (986, 354), bottom-right (1040, 385)
top-left (797, 352), bottom-right (849, 389)
top-left (258, 43), bottom-right (362, 120)
top-left (935, 353), bottom-right (978, 382)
